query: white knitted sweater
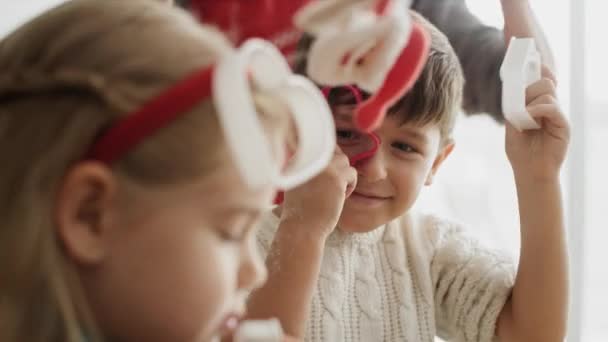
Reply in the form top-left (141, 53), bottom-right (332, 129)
top-left (256, 211), bottom-right (515, 342)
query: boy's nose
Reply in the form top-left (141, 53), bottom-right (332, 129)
top-left (238, 238), bottom-right (268, 291)
top-left (356, 149), bottom-right (387, 183)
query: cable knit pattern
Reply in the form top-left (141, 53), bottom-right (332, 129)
top-left (318, 247), bottom-right (345, 341)
top-left (383, 223), bottom-right (417, 341)
top-left (256, 212), bottom-right (515, 342)
top-left (426, 216), bottom-right (515, 342)
top-left (354, 245), bottom-right (382, 342)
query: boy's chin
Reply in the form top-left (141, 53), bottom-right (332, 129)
top-left (336, 215), bottom-right (384, 233)
top-left (337, 202), bottom-right (407, 233)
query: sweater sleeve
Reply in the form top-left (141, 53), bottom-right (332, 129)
top-left (412, 0), bottom-right (506, 121)
top-left (427, 217), bottom-right (515, 342)
top-left (254, 211), bottom-right (281, 261)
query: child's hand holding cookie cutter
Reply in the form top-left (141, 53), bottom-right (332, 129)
top-left (500, 37), bottom-right (543, 131)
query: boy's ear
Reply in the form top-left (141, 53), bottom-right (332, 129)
top-left (425, 141), bottom-right (455, 186)
top-left (54, 162), bottom-right (120, 266)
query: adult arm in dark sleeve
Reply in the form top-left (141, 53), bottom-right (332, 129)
top-left (412, 0), bottom-right (506, 120)
top-left (413, 0), bottom-right (555, 122)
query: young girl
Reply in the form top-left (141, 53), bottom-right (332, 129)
top-left (0, 0), bottom-right (333, 341)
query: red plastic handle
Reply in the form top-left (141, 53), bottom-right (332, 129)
top-left (374, 0), bottom-right (391, 15)
top-left (354, 23), bottom-right (430, 132)
top-left (189, 0), bottom-right (311, 58)
top-left (348, 132), bottom-right (381, 166)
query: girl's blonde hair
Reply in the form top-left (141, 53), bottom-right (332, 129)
top-left (0, 1), bottom-right (289, 341)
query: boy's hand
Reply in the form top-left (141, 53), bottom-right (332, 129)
top-left (280, 147), bottom-right (357, 241)
top-left (505, 67), bottom-right (570, 180)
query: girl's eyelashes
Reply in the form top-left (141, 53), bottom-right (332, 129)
top-left (217, 225), bottom-right (248, 243)
top-left (214, 213), bottom-right (256, 243)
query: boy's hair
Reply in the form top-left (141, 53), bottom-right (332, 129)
top-left (297, 11), bottom-right (464, 144)
top-left (0, 1), bottom-right (288, 341)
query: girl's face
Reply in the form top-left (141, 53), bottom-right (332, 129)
top-left (82, 158), bottom-right (272, 342)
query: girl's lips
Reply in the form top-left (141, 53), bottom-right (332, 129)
top-left (218, 312), bottom-right (244, 338)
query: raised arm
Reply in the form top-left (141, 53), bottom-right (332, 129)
top-left (497, 68), bottom-right (569, 341)
top-left (413, 0), bottom-right (554, 121)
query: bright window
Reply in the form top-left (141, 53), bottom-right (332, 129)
top-left (458, 1), bottom-right (606, 341)
top-left (581, 1), bottom-right (608, 340)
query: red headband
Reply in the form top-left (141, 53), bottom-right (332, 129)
top-left (86, 67), bottom-right (214, 163)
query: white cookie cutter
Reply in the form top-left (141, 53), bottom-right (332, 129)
top-left (500, 37), bottom-right (542, 131)
top-left (294, 0), bottom-right (413, 92)
top-left (233, 319), bottom-right (283, 342)
top-left (214, 39), bottom-right (336, 190)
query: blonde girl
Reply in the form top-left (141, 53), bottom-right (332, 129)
top-left (0, 0), bottom-right (333, 341)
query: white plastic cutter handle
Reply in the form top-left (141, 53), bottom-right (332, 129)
top-left (500, 37), bottom-right (542, 131)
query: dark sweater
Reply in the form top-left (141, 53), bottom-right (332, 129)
top-left (412, 0), bottom-right (506, 120)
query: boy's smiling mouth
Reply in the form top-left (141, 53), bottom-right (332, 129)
top-left (352, 190), bottom-right (391, 199)
top-left (349, 190), bottom-right (392, 207)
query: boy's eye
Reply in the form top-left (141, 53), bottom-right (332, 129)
top-left (337, 129), bottom-right (355, 139)
top-left (391, 141), bottom-right (417, 153)
top-left (336, 129), bottom-right (361, 143)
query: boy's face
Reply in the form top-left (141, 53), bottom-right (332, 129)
top-left (333, 106), bottom-right (454, 232)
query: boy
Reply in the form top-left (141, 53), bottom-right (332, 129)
top-left (248, 12), bottom-right (568, 342)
